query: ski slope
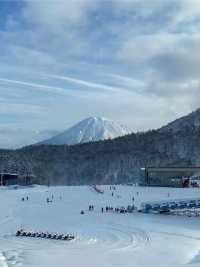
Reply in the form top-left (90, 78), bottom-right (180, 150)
top-left (0, 185), bottom-right (200, 267)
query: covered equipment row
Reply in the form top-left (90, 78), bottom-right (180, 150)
top-left (141, 198), bottom-right (200, 213)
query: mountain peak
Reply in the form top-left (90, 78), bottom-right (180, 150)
top-left (39, 117), bottom-right (132, 145)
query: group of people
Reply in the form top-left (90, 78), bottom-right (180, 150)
top-left (46, 197), bottom-right (53, 203)
top-left (21, 196), bottom-right (29, 201)
top-left (83, 187), bottom-right (139, 216)
top-left (89, 205), bottom-right (94, 211)
top-left (101, 205), bottom-right (135, 213)
top-left (103, 206), bottom-right (114, 212)
top-left (86, 204), bottom-right (135, 214)
top-left (21, 193), bottom-right (63, 204)
top-left (16, 229), bottom-right (74, 241)
top-left (46, 194), bottom-right (62, 203)
top-left (109, 186), bottom-right (116, 190)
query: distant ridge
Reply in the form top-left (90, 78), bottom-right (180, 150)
top-left (38, 117), bottom-right (132, 145)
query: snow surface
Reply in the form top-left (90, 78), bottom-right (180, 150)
top-left (0, 185), bottom-right (200, 266)
top-left (39, 117), bottom-right (132, 145)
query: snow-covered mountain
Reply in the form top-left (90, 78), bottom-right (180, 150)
top-left (39, 117), bottom-right (132, 145)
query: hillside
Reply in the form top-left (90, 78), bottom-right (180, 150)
top-left (160, 108), bottom-right (200, 133)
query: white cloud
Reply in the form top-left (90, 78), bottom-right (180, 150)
top-left (113, 0), bottom-right (200, 26)
top-left (23, 0), bottom-right (98, 29)
top-left (118, 31), bottom-right (200, 84)
top-left (172, 0), bottom-right (200, 25)
top-left (112, 0), bottom-right (166, 16)
top-left (118, 32), bottom-right (200, 64)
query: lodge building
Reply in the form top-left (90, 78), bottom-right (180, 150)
top-left (142, 167), bottom-right (200, 187)
top-left (0, 173), bottom-right (34, 186)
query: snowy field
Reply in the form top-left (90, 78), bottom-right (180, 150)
top-left (1, 185), bottom-right (200, 267)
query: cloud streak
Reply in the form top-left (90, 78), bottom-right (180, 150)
top-left (0, 77), bottom-right (73, 96)
top-left (42, 73), bottom-right (132, 94)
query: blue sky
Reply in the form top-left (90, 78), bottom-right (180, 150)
top-left (1, 0), bottom-right (200, 148)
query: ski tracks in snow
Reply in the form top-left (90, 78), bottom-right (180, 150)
top-left (67, 222), bottom-right (150, 253)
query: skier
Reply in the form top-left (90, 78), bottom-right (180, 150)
top-left (101, 207), bottom-right (104, 213)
